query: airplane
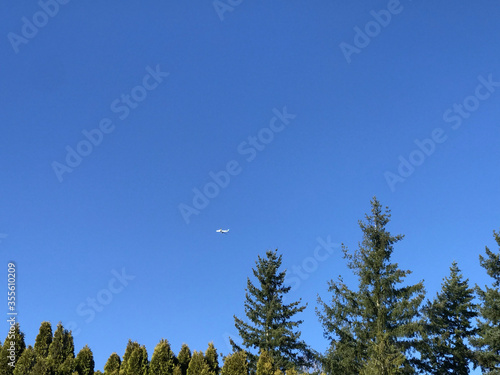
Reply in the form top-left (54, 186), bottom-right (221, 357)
top-left (216, 229), bottom-right (229, 234)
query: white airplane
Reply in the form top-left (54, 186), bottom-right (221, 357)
top-left (216, 229), bottom-right (229, 234)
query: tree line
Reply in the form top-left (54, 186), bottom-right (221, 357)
top-left (1, 197), bottom-right (499, 374)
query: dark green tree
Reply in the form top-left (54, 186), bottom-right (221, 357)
top-left (317, 197), bottom-right (426, 375)
top-left (0, 322), bottom-right (26, 375)
top-left (204, 343), bottom-right (219, 375)
top-left (104, 353), bottom-right (121, 375)
top-left (221, 351), bottom-right (249, 375)
top-left (471, 228), bottom-right (500, 374)
top-left (75, 345), bottom-right (95, 375)
top-left (34, 322), bottom-right (53, 359)
top-left (150, 339), bottom-right (177, 375)
top-left (419, 261), bottom-right (477, 374)
top-left (232, 250), bottom-right (313, 371)
top-left (47, 322), bottom-right (75, 375)
top-left (95, 372), bottom-right (104, 375)
top-left (126, 345), bottom-right (148, 375)
top-left (186, 351), bottom-right (209, 375)
top-left (177, 344), bottom-right (191, 375)
top-left (119, 340), bottom-right (140, 375)
top-left (12, 345), bottom-right (35, 375)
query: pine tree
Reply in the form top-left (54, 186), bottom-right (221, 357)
top-left (177, 344), bottom-right (191, 375)
top-left (13, 345), bottom-right (35, 375)
top-left (75, 345), bottom-right (95, 375)
top-left (35, 322), bottom-right (53, 359)
top-left (187, 351), bottom-right (210, 375)
top-left (173, 365), bottom-right (182, 375)
top-left (126, 345), bottom-right (148, 375)
top-left (317, 197), bottom-right (425, 375)
top-left (419, 261), bottom-right (477, 374)
top-left (104, 353), bottom-right (121, 375)
top-left (204, 343), bottom-right (219, 375)
top-left (221, 351), bottom-right (248, 375)
top-left (472, 228), bottom-right (500, 374)
top-left (150, 339), bottom-right (177, 375)
top-left (0, 322), bottom-right (26, 375)
top-left (232, 249), bottom-right (313, 371)
top-left (47, 322), bottom-right (75, 375)
top-left (119, 340), bottom-right (140, 375)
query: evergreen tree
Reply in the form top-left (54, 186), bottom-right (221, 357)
top-left (472, 228), bottom-right (500, 374)
top-left (360, 333), bottom-right (405, 375)
top-left (256, 350), bottom-right (275, 375)
top-left (317, 197), bottom-right (425, 375)
top-left (173, 365), bottom-right (182, 375)
top-left (126, 345), bottom-right (148, 375)
top-left (0, 322), bottom-right (26, 375)
top-left (221, 351), bottom-right (248, 375)
top-left (204, 343), bottom-right (219, 375)
top-left (186, 351), bottom-right (209, 375)
top-left (104, 353), bottom-right (121, 375)
top-left (13, 345), bottom-right (35, 375)
top-left (419, 261), bottom-right (477, 374)
top-left (95, 372), bottom-right (104, 375)
top-left (232, 250), bottom-right (313, 371)
top-left (75, 345), bottom-right (95, 375)
top-left (150, 339), bottom-right (177, 375)
top-left (47, 322), bottom-right (75, 375)
top-left (35, 321), bottom-right (53, 359)
top-left (177, 344), bottom-right (191, 375)
top-left (119, 340), bottom-right (140, 375)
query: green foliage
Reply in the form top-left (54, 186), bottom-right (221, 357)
top-left (360, 333), bottom-right (405, 375)
top-left (221, 351), bottom-right (248, 375)
top-left (0, 322), bottom-right (26, 375)
top-left (187, 351), bottom-right (210, 375)
top-left (13, 345), bottom-right (35, 375)
top-left (177, 344), bottom-right (191, 375)
top-left (232, 249), bottom-right (313, 371)
top-left (420, 261), bottom-right (477, 374)
top-left (35, 322), bottom-right (53, 359)
top-left (95, 371), bottom-right (104, 375)
top-left (204, 342), bottom-right (220, 375)
top-left (75, 345), bottom-right (95, 375)
top-left (472, 228), bottom-right (500, 374)
top-left (317, 197), bottom-right (425, 375)
top-left (150, 339), bottom-right (177, 375)
top-left (173, 365), bottom-right (182, 375)
top-left (46, 322), bottom-right (75, 375)
top-left (256, 350), bottom-right (275, 375)
top-left (126, 345), bottom-right (148, 375)
top-left (104, 353), bottom-right (121, 375)
top-left (119, 340), bottom-right (140, 375)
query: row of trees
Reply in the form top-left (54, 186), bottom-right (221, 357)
top-left (1, 197), bottom-right (499, 374)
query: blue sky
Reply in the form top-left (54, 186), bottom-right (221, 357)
top-left (1, 0), bottom-right (499, 372)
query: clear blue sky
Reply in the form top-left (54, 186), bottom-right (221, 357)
top-left (1, 1), bottom-right (499, 372)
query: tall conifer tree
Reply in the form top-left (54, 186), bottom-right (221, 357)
top-left (0, 323), bottom-right (25, 374)
top-left (204, 342), bottom-right (220, 375)
top-left (419, 261), bottom-right (477, 374)
top-left (232, 250), bottom-right (313, 371)
top-left (221, 351), bottom-right (249, 375)
top-left (119, 340), bottom-right (140, 375)
top-left (317, 197), bottom-right (425, 375)
top-left (12, 345), bottom-right (35, 375)
top-left (186, 351), bottom-right (209, 375)
top-left (472, 228), bottom-right (500, 374)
